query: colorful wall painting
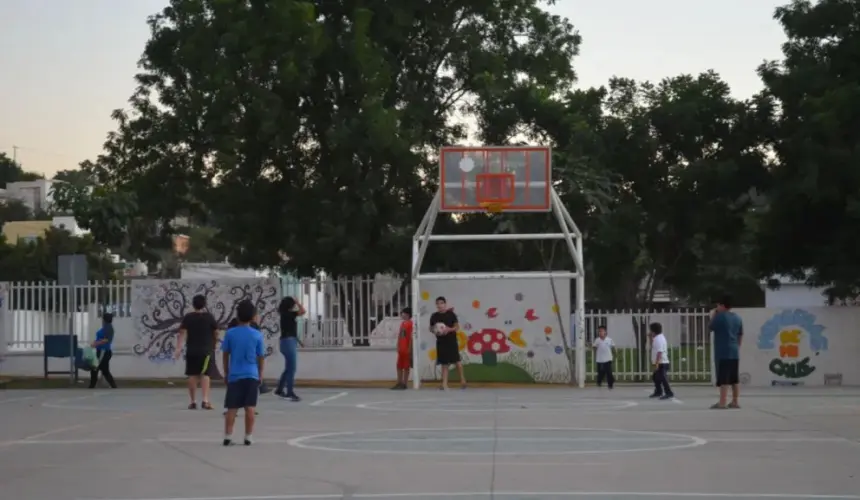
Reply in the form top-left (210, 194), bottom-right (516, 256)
top-left (417, 278), bottom-right (571, 383)
top-left (756, 308), bottom-right (829, 386)
top-left (131, 279), bottom-right (281, 363)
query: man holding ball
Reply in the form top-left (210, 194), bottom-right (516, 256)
top-left (428, 296), bottom-right (467, 391)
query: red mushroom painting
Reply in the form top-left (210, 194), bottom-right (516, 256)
top-left (467, 328), bottom-right (510, 366)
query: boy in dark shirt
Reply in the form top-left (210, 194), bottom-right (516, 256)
top-left (175, 294), bottom-right (219, 410)
top-left (428, 297), bottom-right (466, 391)
top-left (221, 300), bottom-right (266, 446)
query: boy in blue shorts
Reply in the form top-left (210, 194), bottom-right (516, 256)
top-left (221, 300), bottom-right (266, 446)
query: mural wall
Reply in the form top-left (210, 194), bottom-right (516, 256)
top-left (739, 307), bottom-right (856, 387)
top-left (131, 279), bottom-right (281, 364)
top-left (417, 278), bottom-right (571, 383)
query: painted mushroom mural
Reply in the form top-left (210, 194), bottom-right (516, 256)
top-left (467, 328), bottom-right (511, 366)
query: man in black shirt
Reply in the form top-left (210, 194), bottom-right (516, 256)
top-left (276, 296), bottom-right (306, 401)
top-left (175, 294), bottom-right (219, 410)
top-left (428, 296), bottom-right (467, 390)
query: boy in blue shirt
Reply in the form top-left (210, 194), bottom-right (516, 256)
top-left (710, 294), bottom-right (743, 409)
top-left (221, 300), bottom-right (266, 446)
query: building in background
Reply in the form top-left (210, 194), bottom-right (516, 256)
top-left (2, 179), bottom-right (55, 213)
top-left (2, 220), bottom-right (52, 243)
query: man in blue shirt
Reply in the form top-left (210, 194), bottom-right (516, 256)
top-left (89, 313), bottom-right (118, 389)
top-left (710, 295), bottom-right (743, 409)
top-left (221, 300), bottom-right (266, 446)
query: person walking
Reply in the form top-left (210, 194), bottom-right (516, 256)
top-left (648, 322), bottom-right (674, 400)
top-left (89, 313), bottom-right (118, 389)
top-left (275, 296), bottom-right (305, 401)
top-left (710, 295), bottom-right (743, 409)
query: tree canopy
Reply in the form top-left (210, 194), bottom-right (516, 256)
top-left (49, 0), bottom-right (860, 306)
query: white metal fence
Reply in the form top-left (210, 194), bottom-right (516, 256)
top-left (582, 309), bottom-right (712, 383)
top-left (1, 278), bottom-right (713, 382)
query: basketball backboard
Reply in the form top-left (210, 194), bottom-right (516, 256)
top-left (439, 146), bottom-right (551, 212)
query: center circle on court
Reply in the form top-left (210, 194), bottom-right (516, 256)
top-left (356, 398), bottom-right (637, 412)
top-left (288, 427), bottom-right (706, 455)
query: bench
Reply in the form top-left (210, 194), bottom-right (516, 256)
top-left (44, 334), bottom-right (80, 382)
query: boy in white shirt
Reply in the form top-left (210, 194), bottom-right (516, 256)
top-left (592, 325), bottom-right (615, 389)
top-left (648, 322), bottom-right (674, 400)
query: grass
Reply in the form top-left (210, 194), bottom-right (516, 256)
top-left (583, 345), bottom-right (712, 383)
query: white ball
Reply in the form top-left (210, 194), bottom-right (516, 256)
top-left (459, 156), bottom-right (475, 173)
top-left (434, 323), bottom-right (447, 335)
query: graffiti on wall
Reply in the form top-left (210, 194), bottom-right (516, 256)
top-left (757, 309), bottom-right (828, 386)
top-left (131, 279), bottom-right (281, 362)
top-left (417, 278), bottom-right (571, 383)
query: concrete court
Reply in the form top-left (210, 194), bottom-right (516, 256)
top-left (0, 385), bottom-right (858, 500)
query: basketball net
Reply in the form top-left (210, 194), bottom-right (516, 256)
top-left (480, 201), bottom-right (506, 214)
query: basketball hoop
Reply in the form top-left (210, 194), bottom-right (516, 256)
top-left (480, 201), bottom-right (506, 214)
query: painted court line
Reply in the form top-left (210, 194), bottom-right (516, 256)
top-left (77, 490), bottom-right (860, 500)
top-left (0, 411), bottom-right (136, 448)
top-left (0, 395), bottom-right (39, 405)
top-left (14, 436), bottom-right (850, 446)
top-left (310, 391), bottom-right (348, 406)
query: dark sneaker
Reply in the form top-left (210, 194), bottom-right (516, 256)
top-left (222, 438), bottom-right (232, 446)
top-left (728, 402), bottom-right (741, 409)
top-left (659, 394), bottom-right (674, 400)
top-left (243, 438), bottom-right (253, 446)
top-left (188, 402), bottom-right (197, 410)
top-left (286, 393), bottom-right (301, 402)
top-left (710, 403), bottom-right (727, 409)
top-left (648, 393), bottom-right (662, 399)
top-left (274, 390), bottom-right (286, 398)
top-left (201, 401), bottom-right (213, 410)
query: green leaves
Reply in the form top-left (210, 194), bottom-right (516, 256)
top-left (756, 0), bottom-right (860, 299)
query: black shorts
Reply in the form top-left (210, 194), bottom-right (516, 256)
top-left (716, 359), bottom-right (740, 386)
top-left (435, 335), bottom-right (460, 366)
top-left (185, 354), bottom-right (211, 376)
top-left (224, 378), bottom-right (260, 409)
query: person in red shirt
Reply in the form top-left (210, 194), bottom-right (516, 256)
top-left (391, 307), bottom-right (413, 390)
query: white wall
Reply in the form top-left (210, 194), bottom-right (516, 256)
top-left (416, 278), bottom-right (572, 383)
top-left (5, 179), bottom-right (53, 212)
top-left (0, 347), bottom-right (394, 382)
top-left (51, 215), bottom-right (88, 236)
top-left (764, 283), bottom-right (829, 308)
top-left (738, 307), bottom-right (856, 387)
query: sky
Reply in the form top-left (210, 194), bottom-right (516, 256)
top-left (0, 0), bottom-right (787, 178)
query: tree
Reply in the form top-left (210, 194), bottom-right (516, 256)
top-left (84, 0), bottom-right (581, 279)
top-left (52, 168), bottom-right (93, 187)
top-left (0, 152), bottom-right (44, 187)
top-left (0, 199), bottom-right (33, 225)
top-left (756, 0), bottom-right (860, 300)
top-left (0, 227), bottom-right (117, 282)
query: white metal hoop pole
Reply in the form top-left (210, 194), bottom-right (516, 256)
top-left (412, 201), bottom-right (440, 278)
top-left (411, 190), bottom-right (441, 390)
top-left (575, 235), bottom-right (586, 388)
top-left (411, 238), bottom-right (421, 390)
